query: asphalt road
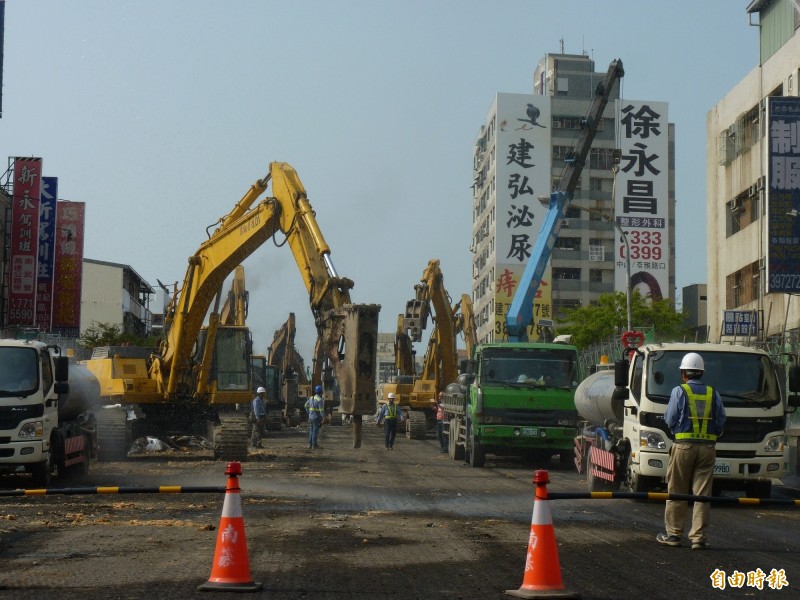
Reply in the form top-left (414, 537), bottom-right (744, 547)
top-left (1, 422), bottom-right (798, 599)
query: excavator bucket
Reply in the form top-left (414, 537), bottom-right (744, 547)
top-left (333, 303), bottom-right (381, 416)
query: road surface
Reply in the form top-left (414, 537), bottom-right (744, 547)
top-left (1, 421), bottom-right (798, 599)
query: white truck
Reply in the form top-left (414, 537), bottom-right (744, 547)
top-left (0, 339), bottom-right (99, 486)
top-left (574, 342), bottom-right (799, 498)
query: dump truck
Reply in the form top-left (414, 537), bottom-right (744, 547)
top-left (573, 342), bottom-right (800, 497)
top-left (0, 339), bottom-right (99, 486)
top-left (443, 340), bottom-right (582, 467)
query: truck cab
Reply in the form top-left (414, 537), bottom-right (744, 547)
top-left (623, 343), bottom-right (786, 497)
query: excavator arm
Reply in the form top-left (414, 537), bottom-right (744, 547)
top-left (150, 163), bottom-right (379, 424)
top-left (506, 59), bottom-right (624, 342)
top-left (219, 265), bottom-right (248, 326)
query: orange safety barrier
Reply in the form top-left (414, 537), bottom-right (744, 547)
top-left (198, 462), bottom-right (262, 593)
top-left (505, 469), bottom-right (580, 599)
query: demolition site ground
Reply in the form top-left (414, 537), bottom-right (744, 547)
top-left (1, 421), bottom-right (799, 600)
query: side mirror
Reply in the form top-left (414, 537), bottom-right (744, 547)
top-left (614, 360), bottom-right (628, 388)
top-left (54, 356), bottom-right (69, 382)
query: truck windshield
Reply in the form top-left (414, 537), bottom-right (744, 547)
top-left (646, 350), bottom-right (780, 407)
top-left (480, 347), bottom-right (578, 389)
top-left (0, 347), bottom-right (38, 396)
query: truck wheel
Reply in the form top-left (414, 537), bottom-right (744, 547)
top-left (30, 456), bottom-right (51, 488)
top-left (449, 418), bottom-right (464, 461)
top-left (466, 424), bottom-right (485, 468)
top-left (745, 480), bottom-right (772, 499)
top-left (405, 411), bottom-right (427, 440)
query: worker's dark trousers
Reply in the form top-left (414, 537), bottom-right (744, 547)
top-left (384, 418), bottom-right (398, 449)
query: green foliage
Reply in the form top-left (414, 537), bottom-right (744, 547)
top-left (557, 291), bottom-right (689, 348)
top-left (78, 321), bottom-right (162, 352)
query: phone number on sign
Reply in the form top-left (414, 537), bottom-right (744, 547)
top-left (620, 231), bottom-right (663, 261)
top-left (769, 273), bottom-right (800, 290)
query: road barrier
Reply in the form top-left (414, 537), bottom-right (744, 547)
top-left (0, 485), bottom-right (226, 497)
top-left (198, 461), bottom-right (262, 592)
top-left (505, 469), bottom-right (579, 599)
top-left (547, 491), bottom-right (800, 507)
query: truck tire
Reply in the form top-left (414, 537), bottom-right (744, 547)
top-left (448, 418), bottom-right (464, 461)
top-left (405, 411), bottom-right (427, 440)
top-left (745, 480), bottom-right (772, 499)
top-left (30, 456), bottom-right (51, 488)
top-left (466, 423), bottom-right (485, 468)
top-left (96, 406), bottom-right (129, 462)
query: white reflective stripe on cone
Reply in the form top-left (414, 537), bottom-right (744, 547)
top-left (221, 492), bottom-right (243, 518)
top-left (531, 496), bottom-right (553, 525)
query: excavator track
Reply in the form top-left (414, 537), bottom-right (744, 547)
top-left (95, 406), bottom-right (129, 461)
top-left (215, 415), bottom-right (250, 462)
top-left (405, 410), bottom-right (427, 440)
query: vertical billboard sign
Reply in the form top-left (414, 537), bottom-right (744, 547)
top-left (7, 157), bottom-right (42, 326)
top-left (494, 93), bottom-right (552, 340)
top-left (615, 101), bottom-right (669, 301)
top-left (51, 201), bottom-right (85, 337)
top-left (37, 177), bottom-right (58, 331)
top-left (766, 97), bottom-right (800, 294)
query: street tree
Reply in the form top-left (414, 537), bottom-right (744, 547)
top-left (557, 291), bottom-right (689, 348)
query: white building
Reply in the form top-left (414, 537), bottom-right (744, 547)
top-left (472, 53), bottom-right (675, 344)
top-left (80, 258), bottom-right (154, 338)
top-left (706, 0), bottom-right (800, 344)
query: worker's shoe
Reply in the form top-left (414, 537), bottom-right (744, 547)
top-left (656, 533), bottom-right (682, 547)
top-left (691, 541), bottom-right (709, 550)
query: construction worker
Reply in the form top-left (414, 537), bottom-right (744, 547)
top-left (250, 387), bottom-right (267, 448)
top-left (657, 352), bottom-right (726, 550)
top-left (305, 385), bottom-right (325, 449)
top-left (436, 392), bottom-right (447, 453)
top-left (375, 392), bottom-right (405, 450)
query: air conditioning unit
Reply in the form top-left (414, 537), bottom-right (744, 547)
top-left (552, 120), bottom-right (561, 128)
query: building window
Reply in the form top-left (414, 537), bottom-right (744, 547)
top-left (725, 186), bottom-right (760, 237)
top-left (588, 245), bottom-right (605, 261)
top-left (554, 267), bottom-right (581, 280)
top-left (589, 269), bottom-right (603, 283)
top-left (553, 299), bottom-right (581, 315)
top-left (725, 260), bottom-right (759, 309)
top-left (555, 237), bottom-right (581, 251)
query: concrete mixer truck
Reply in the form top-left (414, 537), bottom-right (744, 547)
top-left (0, 339), bottom-right (99, 487)
top-left (573, 342), bottom-right (800, 498)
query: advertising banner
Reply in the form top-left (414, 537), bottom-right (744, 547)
top-left (765, 96), bottom-right (800, 293)
top-left (51, 201), bottom-right (85, 336)
top-left (36, 176), bottom-right (58, 330)
top-left (7, 157), bottom-right (42, 326)
top-left (493, 93), bottom-right (553, 340)
top-left (614, 101), bottom-right (669, 302)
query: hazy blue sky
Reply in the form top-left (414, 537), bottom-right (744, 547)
top-left (1, 1), bottom-right (760, 361)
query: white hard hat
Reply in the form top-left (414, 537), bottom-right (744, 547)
top-left (257, 386), bottom-right (267, 394)
top-left (517, 374), bottom-right (528, 383)
top-left (387, 392), bottom-right (396, 400)
top-left (679, 352), bottom-right (704, 372)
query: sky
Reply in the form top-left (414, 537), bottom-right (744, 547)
top-left (0, 1), bottom-right (761, 362)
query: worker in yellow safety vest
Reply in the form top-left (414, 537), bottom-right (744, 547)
top-left (657, 352), bottom-right (726, 550)
top-left (375, 392), bottom-right (405, 451)
top-left (305, 385), bottom-right (325, 450)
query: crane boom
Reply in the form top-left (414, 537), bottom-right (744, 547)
top-left (506, 58), bottom-right (624, 342)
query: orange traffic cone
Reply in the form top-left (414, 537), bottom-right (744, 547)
top-left (505, 470), bottom-right (579, 599)
top-left (198, 462), bottom-right (263, 592)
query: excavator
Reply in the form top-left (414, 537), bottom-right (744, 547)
top-left (267, 312), bottom-right (311, 428)
top-left (218, 265), bottom-right (284, 431)
top-left (376, 313), bottom-right (417, 415)
top-left (83, 162), bottom-right (380, 460)
top-left (383, 259), bottom-right (460, 439)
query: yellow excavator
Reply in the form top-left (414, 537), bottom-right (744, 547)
top-left (267, 312), bottom-right (312, 427)
top-left (381, 259), bottom-right (460, 439)
top-left (83, 162), bottom-right (380, 460)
